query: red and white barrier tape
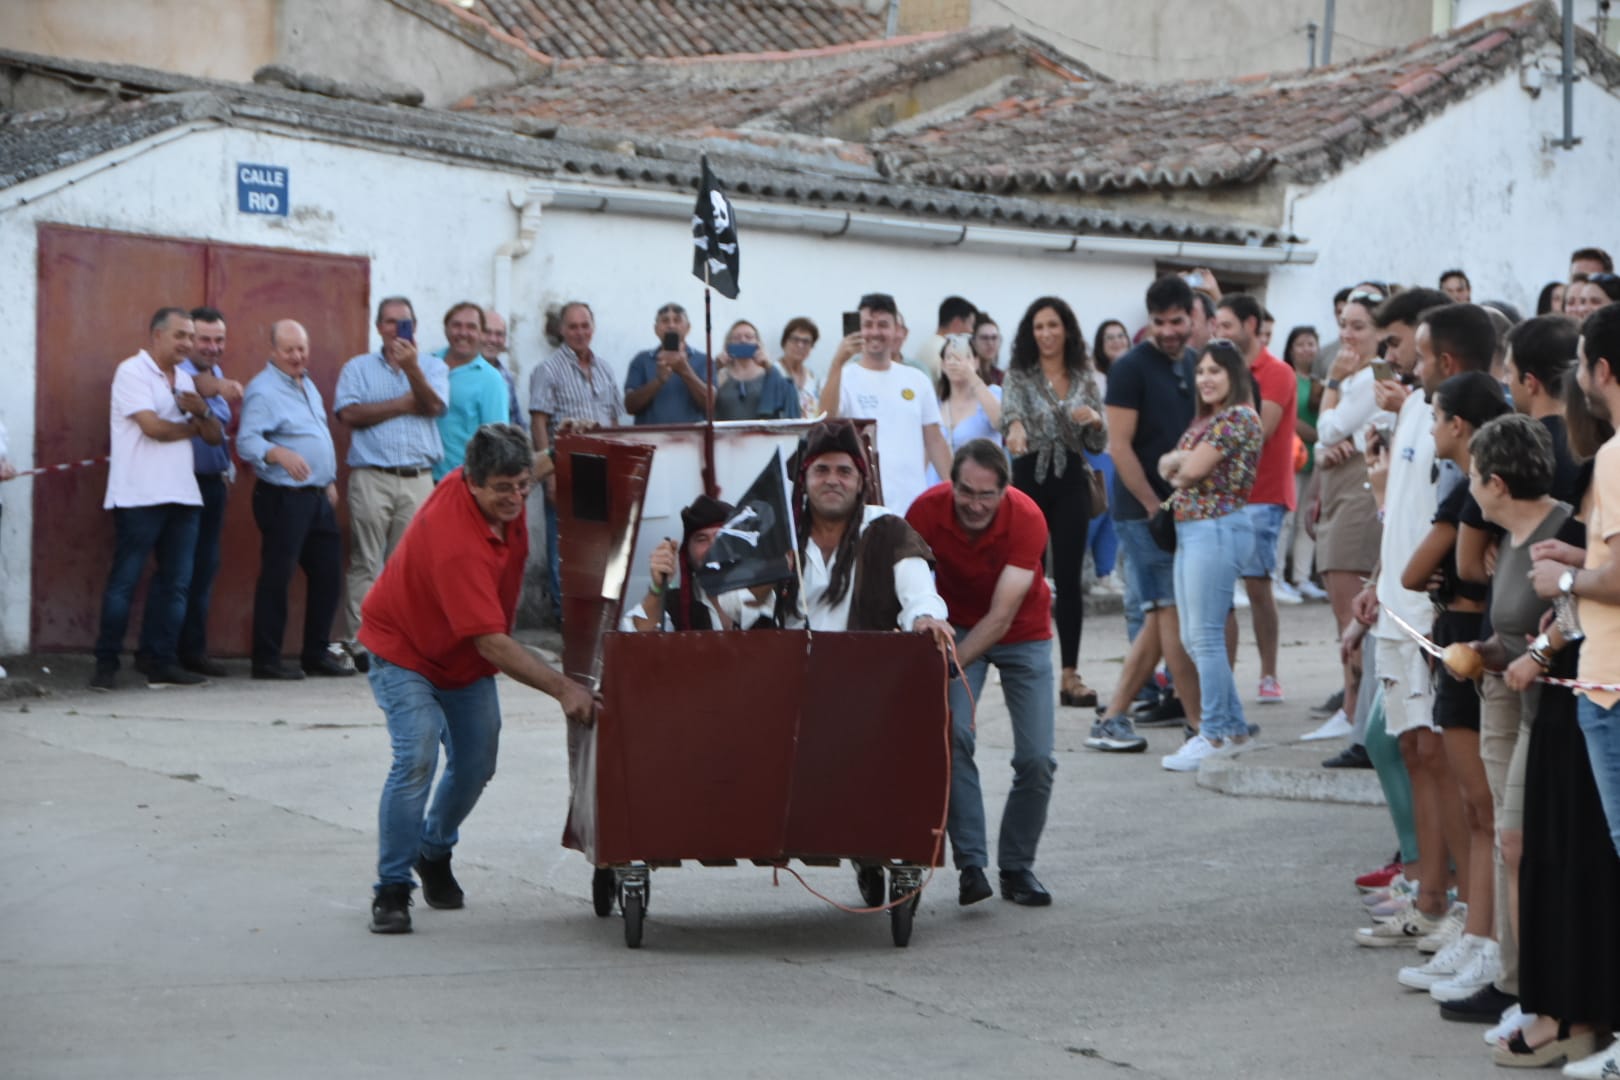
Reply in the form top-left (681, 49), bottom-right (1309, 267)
top-left (0, 455), bottom-right (109, 482)
top-left (1383, 605), bottom-right (1620, 694)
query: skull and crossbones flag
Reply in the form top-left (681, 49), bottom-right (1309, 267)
top-left (696, 449), bottom-right (795, 593)
top-left (691, 155), bottom-right (740, 299)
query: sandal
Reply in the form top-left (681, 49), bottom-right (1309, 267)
top-left (1060, 675), bottom-right (1098, 709)
top-left (1493, 1026), bottom-right (1595, 1068)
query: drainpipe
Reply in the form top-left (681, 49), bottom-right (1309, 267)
top-left (1556, 0), bottom-right (1583, 149)
top-left (886, 0), bottom-right (900, 37)
top-left (492, 188), bottom-right (549, 323)
top-left (1321, 0), bottom-right (1336, 65)
top-left (1306, 20), bottom-right (1318, 69)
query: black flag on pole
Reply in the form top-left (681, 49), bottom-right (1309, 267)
top-left (691, 155), bottom-right (740, 300)
top-left (695, 449), bottom-right (794, 593)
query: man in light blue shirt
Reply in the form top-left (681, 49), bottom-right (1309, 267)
top-left (335, 295), bottom-right (448, 669)
top-left (237, 319), bottom-right (349, 681)
top-left (435, 302), bottom-right (509, 481)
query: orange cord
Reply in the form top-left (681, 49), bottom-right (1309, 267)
top-left (770, 634), bottom-right (973, 914)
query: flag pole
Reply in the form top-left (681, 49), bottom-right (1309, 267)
top-left (702, 263), bottom-right (718, 498)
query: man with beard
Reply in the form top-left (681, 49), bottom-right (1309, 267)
top-left (1086, 275), bottom-right (1202, 754)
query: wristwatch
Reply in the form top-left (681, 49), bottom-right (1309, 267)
top-left (1326, 378), bottom-right (1343, 390)
top-left (1529, 631), bottom-right (1554, 668)
top-left (1558, 568), bottom-right (1578, 596)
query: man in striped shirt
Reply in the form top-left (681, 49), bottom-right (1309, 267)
top-left (528, 301), bottom-right (622, 624)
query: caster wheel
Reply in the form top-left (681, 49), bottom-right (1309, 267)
top-left (856, 865), bottom-right (885, 908)
top-left (889, 895), bottom-right (914, 948)
top-left (623, 889), bottom-right (645, 949)
top-left (592, 867), bottom-right (615, 917)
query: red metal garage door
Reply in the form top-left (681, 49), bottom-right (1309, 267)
top-left (33, 224), bottom-right (369, 656)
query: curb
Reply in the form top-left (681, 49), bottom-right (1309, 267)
top-left (1196, 749), bottom-right (1387, 806)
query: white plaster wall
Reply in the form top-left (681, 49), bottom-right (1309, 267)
top-left (0, 123), bottom-right (1161, 653)
top-left (1262, 69), bottom-right (1619, 340)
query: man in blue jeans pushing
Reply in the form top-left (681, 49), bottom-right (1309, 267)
top-left (359, 424), bottom-right (594, 934)
top-left (908, 438), bottom-right (1057, 907)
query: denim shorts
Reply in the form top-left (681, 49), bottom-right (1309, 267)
top-left (1116, 517), bottom-right (1177, 611)
top-left (1238, 502), bottom-right (1287, 578)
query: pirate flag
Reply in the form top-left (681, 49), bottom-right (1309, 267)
top-left (695, 449), bottom-right (794, 593)
top-left (691, 155), bottom-right (740, 299)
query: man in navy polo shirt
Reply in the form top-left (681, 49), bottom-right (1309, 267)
top-left (1088, 275), bottom-right (1203, 754)
top-left (908, 439), bottom-right (1056, 908)
top-left (623, 302), bottom-right (713, 425)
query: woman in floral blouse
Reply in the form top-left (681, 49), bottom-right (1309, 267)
top-left (1002, 297), bottom-right (1108, 708)
top-left (1156, 340), bottom-right (1263, 773)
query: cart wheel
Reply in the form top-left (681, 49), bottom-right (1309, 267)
top-left (623, 890), bottom-right (645, 949)
top-left (856, 864), bottom-right (885, 908)
top-left (889, 896), bottom-right (914, 948)
top-left (591, 867), bottom-right (615, 917)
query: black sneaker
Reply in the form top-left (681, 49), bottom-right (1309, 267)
top-left (88, 664), bottom-right (117, 692)
top-left (147, 664), bottom-right (208, 688)
top-left (415, 853), bottom-right (464, 910)
top-left (369, 883), bottom-right (413, 934)
top-left (180, 655), bottom-right (230, 678)
top-left (252, 663), bottom-right (305, 681)
top-left (1439, 982), bottom-right (1517, 1023)
top-left (1137, 694), bottom-right (1187, 728)
top-left (303, 654), bottom-right (355, 678)
top-left (1312, 688), bottom-right (1346, 717)
top-left (1322, 743), bottom-right (1373, 769)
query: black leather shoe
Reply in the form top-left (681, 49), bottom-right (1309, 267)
top-left (1322, 743), bottom-right (1373, 769)
top-left (180, 655), bottom-right (230, 678)
top-left (415, 853), bottom-right (465, 910)
top-left (959, 866), bottom-right (992, 906)
top-left (1439, 983), bottom-right (1516, 1022)
top-left (303, 655), bottom-right (356, 677)
top-left (252, 663), bottom-right (305, 681)
top-left (369, 883), bottom-right (413, 934)
top-left (999, 869), bottom-right (1052, 907)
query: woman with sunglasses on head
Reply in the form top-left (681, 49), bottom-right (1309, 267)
top-left (1156, 340), bottom-right (1264, 772)
top-left (1304, 287), bottom-right (1395, 742)
top-left (1003, 297), bottom-right (1107, 708)
top-left (715, 320), bottom-right (801, 421)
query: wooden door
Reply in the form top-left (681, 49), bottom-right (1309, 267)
top-left (32, 224), bottom-right (370, 655)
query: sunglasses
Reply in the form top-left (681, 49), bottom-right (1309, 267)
top-left (1347, 289), bottom-right (1387, 306)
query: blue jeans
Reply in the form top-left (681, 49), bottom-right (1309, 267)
top-left (1576, 696), bottom-right (1620, 860)
top-left (180, 474), bottom-right (228, 659)
top-left (1116, 517), bottom-right (1177, 611)
top-left (1083, 450), bottom-right (1118, 577)
top-left (94, 503), bottom-right (200, 668)
top-left (371, 656), bottom-right (502, 888)
top-left (1174, 512), bottom-right (1254, 741)
top-left (946, 634), bottom-right (1056, 872)
top-left (1239, 502), bottom-right (1286, 578)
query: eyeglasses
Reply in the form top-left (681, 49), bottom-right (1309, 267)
top-left (785, 334), bottom-right (815, 346)
top-left (485, 479), bottom-right (534, 497)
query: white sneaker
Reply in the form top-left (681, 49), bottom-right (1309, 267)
top-left (1233, 587), bottom-right (1251, 609)
top-left (1301, 709), bottom-right (1352, 741)
top-left (1429, 937), bottom-right (1501, 1001)
top-left (1161, 733), bottom-right (1245, 772)
top-left (1416, 903), bottom-right (1467, 954)
top-left (1398, 932), bottom-right (1483, 990)
top-left (1561, 1040), bottom-right (1620, 1078)
top-left (1354, 906), bottom-right (1443, 947)
top-left (1362, 874), bottom-right (1416, 908)
top-left (1485, 1004), bottom-right (1531, 1046)
top-left (1297, 580), bottom-right (1330, 601)
top-left (0, 662), bottom-right (7, 679)
top-left (1274, 580), bottom-right (1304, 605)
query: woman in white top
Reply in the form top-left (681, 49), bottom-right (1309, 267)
top-left (1311, 287), bottom-right (1395, 735)
top-left (778, 317), bottom-right (823, 420)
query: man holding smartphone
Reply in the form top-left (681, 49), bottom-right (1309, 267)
top-left (624, 302), bottom-right (712, 425)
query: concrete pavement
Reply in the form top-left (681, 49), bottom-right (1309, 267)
top-left (1, 603), bottom-right (1500, 1079)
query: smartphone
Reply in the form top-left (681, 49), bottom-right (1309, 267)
top-left (842, 311), bottom-right (861, 337)
top-left (661, 331), bottom-right (680, 352)
top-left (396, 318), bottom-right (414, 344)
top-left (943, 333), bottom-right (973, 364)
top-left (1183, 271), bottom-right (1206, 290)
top-left (1371, 360), bottom-right (1395, 381)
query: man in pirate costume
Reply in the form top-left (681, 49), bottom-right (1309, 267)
top-left (622, 494), bottom-right (775, 632)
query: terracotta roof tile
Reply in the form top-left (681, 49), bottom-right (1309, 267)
top-left (464, 0), bottom-right (886, 61)
top-left (874, 2), bottom-right (1562, 194)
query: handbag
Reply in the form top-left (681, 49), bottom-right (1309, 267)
top-left (1148, 498), bottom-right (1178, 554)
top-left (1086, 462), bottom-right (1108, 520)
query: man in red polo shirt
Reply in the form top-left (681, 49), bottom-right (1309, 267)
top-left (907, 438), bottom-right (1055, 909)
top-left (359, 423), bottom-right (593, 934)
top-left (1214, 294), bottom-right (1298, 705)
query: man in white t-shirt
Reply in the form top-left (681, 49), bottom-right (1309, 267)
top-left (819, 292), bottom-right (952, 515)
top-left (91, 307), bottom-right (225, 692)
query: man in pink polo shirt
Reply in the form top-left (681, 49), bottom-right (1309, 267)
top-left (908, 438), bottom-right (1056, 909)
